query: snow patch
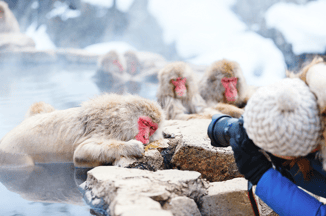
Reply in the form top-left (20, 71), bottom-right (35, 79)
top-left (25, 22), bottom-right (56, 50)
top-left (265, 1), bottom-right (326, 55)
top-left (46, 1), bottom-right (81, 21)
top-left (82, 0), bottom-right (114, 8)
top-left (84, 41), bottom-right (137, 55)
top-left (148, 0), bottom-right (286, 86)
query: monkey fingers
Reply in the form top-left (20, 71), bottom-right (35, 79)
top-left (73, 138), bottom-right (144, 168)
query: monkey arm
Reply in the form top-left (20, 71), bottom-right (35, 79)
top-left (73, 138), bottom-right (144, 168)
top-left (212, 103), bottom-right (244, 118)
top-left (159, 96), bottom-right (188, 120)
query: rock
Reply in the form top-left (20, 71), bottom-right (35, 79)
top-left (0, 1), bottom-right (20, 33)
top-left (0, 33), bottom-right (35, 51)
top-left (56, 48), bottom-right (100, 64)
top-left (127, 149), bottom-right (165, 171)
top-left (163, 196), bottom-right (201, 216)
top-left (0, 48), bottom-right (57, 64)
top-left (256, 198), bottom-right (279, 216)
top-left (81, 166), bottom-right (208, 216)
top-left (199, 177), bottom-right (254, 216)
top-left (164, 119), bottom-right (242, 182)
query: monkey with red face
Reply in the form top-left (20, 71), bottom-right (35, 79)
top-left (199, 59), bottom-right (257, 118)
top-left (94, 50), bottom-right (127, 94)
top-left (156, 61), bottom-right (211, 120)
top-left (0, 94), bottom-right (165, 168)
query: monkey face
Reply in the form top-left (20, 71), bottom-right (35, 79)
top-left (0, 7), bottom-right (4, 20)
top-left (221, 77), bottom-right (238, 102)
top-left (171, 77), bottom-right (187, 98)
top-left (135, 116), bottom-right (158, 144)
top-left (111, 59), bottom-right (124, 74)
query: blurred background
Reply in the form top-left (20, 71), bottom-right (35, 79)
top-left (3, 0), bottom-right (326, 84)
top-left (0, 0), bottom-right (326, 215)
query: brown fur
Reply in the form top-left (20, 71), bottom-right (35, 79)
top-left (156, 61), bottom-right (208, 120)
top-left (199, 59), bottom-right (249, 107)
top-left (0, 94), bottom-right (165, 168)
top-left (0, 1), bottom-right (20, 33)
top-left (198, 59), bottom-right (257, 118)
top-left (25, 101), bottom-right (55, 118)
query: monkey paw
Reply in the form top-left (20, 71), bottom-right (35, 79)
top-left (125, 139), bottom-right (145, 158)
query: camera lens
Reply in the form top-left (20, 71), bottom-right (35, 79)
top-left (207, 114), bottom-right (236, 147)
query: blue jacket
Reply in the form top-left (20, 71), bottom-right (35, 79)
top-left (256, 156), bottom-right (326, 216)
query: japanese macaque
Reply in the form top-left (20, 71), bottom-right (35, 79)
top-left (25, 101), bottom-right (55, 118)
top-left (156, 61), bottom-right (210, 120)
top-left (124, 50), bottom-right (141, 75)
top-left (0, 1), bottom-right (20, 33)
top-left (0, 94), bottom-right (165, 168)
top-left (286, 57), bottom-right (326, 169)
top-left (198, 59), bottom-right (257, 117)
top-left (94, 50), bottom-right (127, 94)
top-left (94, 50), bottom-right (142, 94)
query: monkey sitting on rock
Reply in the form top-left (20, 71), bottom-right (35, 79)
top-left (199, 59), bottom-right (257, 118)
top-left (0, 94), bottom-right (165, 168)
top-left (156, 61), bottom-right (210, 120)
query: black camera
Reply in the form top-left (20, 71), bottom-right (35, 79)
top-left (207, 114), bottom-right (241, 147)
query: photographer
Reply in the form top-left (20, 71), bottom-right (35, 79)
top-left (208, 78), bottom-right (326, 216)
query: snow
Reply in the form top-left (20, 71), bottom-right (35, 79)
top-left (25, 22), bottom-right (56, 50)
top-left (148, 0), bottom-right (286, 86)
top-left (82, 0), bottom-right (114, 8)
top-left (265, 0), bottom-right (326, 55)
top-left (81, 0), bottom-right (134, 12)
top-left (117, 0), bottom-right (135, 12)
top-left (46, 1), bottom-right (81, 21)
top-left (26, 0), bottom-right (326, 86)
top-left (84, 41), bottom-right (137, 55)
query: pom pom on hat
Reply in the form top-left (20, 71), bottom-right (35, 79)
top-left (243, 78), bottom-right (322, 157)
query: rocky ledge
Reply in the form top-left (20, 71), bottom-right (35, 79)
top-left (80, 119), bottom-right (278, 216)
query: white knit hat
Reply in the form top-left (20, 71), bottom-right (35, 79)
top-left (243, 78), bottom-right (322, 157)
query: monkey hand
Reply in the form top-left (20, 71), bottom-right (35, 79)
top-left (124, 139), bottom-right (145, 158)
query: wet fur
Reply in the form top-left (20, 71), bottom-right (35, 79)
top-left (156, 62), bottom-right (208, 120)
top-left (0, 94), bottom-right (165, 168)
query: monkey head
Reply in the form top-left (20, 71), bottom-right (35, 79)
top-left (98, 50), bottom-right (125, 75)
top-left (157, 62), bottom-right (197, 100)
top-left (0, 6), bottom-right (4, 20)
top-left (135, 116), bottom-right (158, 144)
top-left (124, 50), bottom-right (140, 75)
top-left (200, 59), bottom-right (247, 106)
top-left (80, 94), bottom-right (165, 145)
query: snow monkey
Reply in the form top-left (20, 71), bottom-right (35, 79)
top-left (0, 1), bottom-right (20, 33)
top-left (198, 59), bottom-right (257, 117)
top-left (0, 94), bottom-right (165, 168)
top-left (94, 50), bottom-right (127, 93)
top-left (156, 61), bottom-right (210, 120)
top-left (124, 50), bottom-right (141, 75)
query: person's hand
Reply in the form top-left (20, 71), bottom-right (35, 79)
top-left (228, 116), bottom-right (272, 185)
